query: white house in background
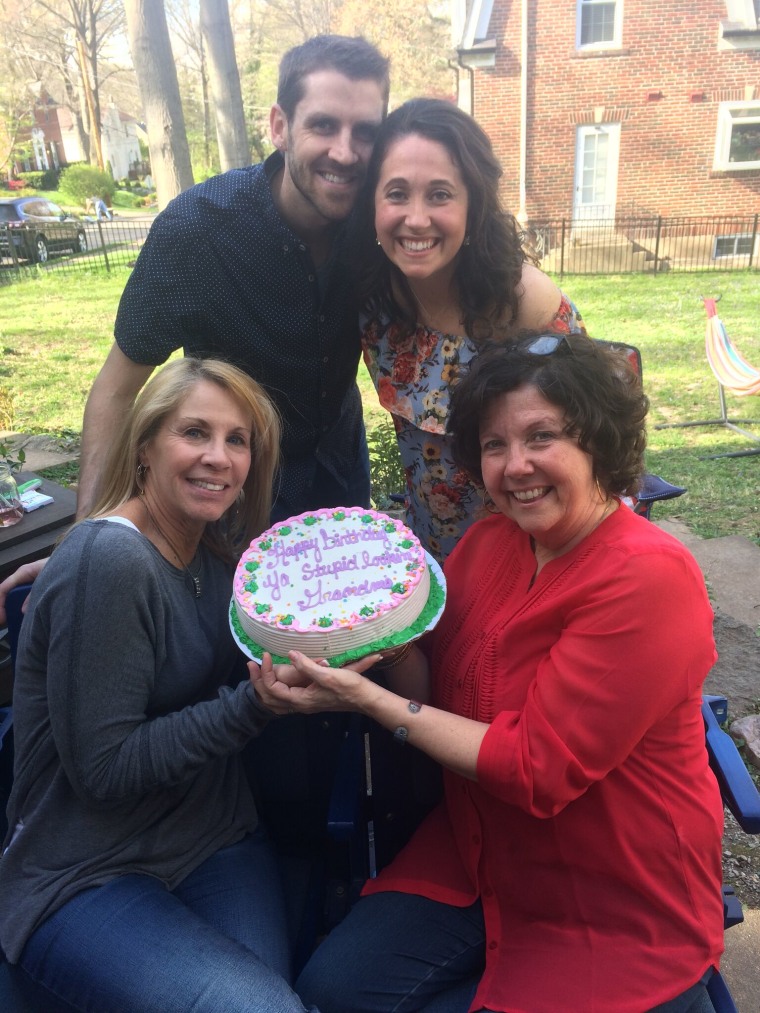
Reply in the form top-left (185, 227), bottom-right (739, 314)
top-left (58, 101), bottom-right (142, 180)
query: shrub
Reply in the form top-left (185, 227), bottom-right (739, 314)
top-left (17, 169), bottom-right (58, 190)
top-left (58, 165), bottom-right (115, 207)
top-left (366, 417), bottom-right (406, 508)
top-left (112, 190), bottom-right (142, 209)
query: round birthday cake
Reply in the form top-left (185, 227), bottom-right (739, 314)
top-left (231, 507), bottom-right (444, 664)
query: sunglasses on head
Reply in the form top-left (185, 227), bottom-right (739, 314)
top-left (514, 334), bottom-right (572, 356)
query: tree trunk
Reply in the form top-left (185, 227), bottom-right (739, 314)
top-left (123, 0), bottom-right (194, 208)
top-left (76, 34), bottom-right (104, 169)
top-left (62, 70), bottom-right (91, 162)
top-left (200, 35), bottom-right (212, 173)
top-left (200, 0), bottom-right (250, 171)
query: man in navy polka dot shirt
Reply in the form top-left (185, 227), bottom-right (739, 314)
top-left (78, 35), bottom-right (390, 525)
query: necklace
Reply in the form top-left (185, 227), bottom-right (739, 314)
top-left (408, 284), bottom-right (459, 333)
top-left (141, 499), bottom-right (202, 598)
top-left (598, 497), bottom-right (618, 526)
top-left (532, 496), bottom-right (618, 576)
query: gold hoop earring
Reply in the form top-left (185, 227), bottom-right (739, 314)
top-left (594, 476), bottom-right (605, 501)
top-left (136, 462), bottom-right (148, 495)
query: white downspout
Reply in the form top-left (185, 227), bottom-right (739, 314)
top-left (517, 0), bottom-right (528, 225)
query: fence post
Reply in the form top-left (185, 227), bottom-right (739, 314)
top-left (560, 219), bottom-right (566, 278)
top-left (96, 219), bottom-right (110, 272)
top-left (5, 226), bottom-right (21, 276)
top-left (749, 214), bottom-right (758, 270)
top-left (653, 216), bottom-right (662, 274)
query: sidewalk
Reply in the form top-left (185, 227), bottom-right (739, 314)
top-left (0, 432), bottom-right (79, 472)
top-left (657, 518), bottom-right (760, 1009)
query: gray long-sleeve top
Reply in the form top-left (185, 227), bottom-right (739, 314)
top-left (0, 519), bottom-right (271, 962)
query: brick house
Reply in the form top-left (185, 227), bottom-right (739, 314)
top-left (11, 90), bottom-right (67, 176)
top-left (12, 90), bottom-right (143, 182)
top-left (452, 0), bottom-right (760, 236)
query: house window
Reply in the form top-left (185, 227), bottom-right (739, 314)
top-left (714, 102), bottom-right (760, 170)
top-left (577, 0), bottom-right (622, 49)
top-left (713, 234), bottom-right (755, 258)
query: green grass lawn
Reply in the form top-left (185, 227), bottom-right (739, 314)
top-left (1, 268), bottom-right (759, 541)
top-left (0, 270), bottom-right (131, 434)
top-left (565, 272), bottom-right (760, 541)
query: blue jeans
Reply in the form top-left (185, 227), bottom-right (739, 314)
top-left (296, 892), bottom-right (716, 1013)
top-left (296, 893), bottom-right (485, 1012)
top-left (19, 832), bottom-right (316, 1013)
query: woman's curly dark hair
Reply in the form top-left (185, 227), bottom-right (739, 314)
top-left (349, 98), bottom-right (534, 342)
top-left (448, 333), bottom-right (649, 496)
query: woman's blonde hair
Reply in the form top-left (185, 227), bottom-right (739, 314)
top-left (91, 358), bottom-right (281, 560)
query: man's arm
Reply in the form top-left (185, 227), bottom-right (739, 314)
top-left (77, 343), bottom-right (154, 518)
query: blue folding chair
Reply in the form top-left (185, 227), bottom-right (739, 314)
top-left (701, 695), bottom-right (760, 1010)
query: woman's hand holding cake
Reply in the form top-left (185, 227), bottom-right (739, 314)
top-left (249, 650), bottom-right (382, 715)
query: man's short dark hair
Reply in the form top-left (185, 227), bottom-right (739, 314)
top-left (277, 35), bottom-right (390, 121)
top-left (448, 334), bottom-right (649, 496)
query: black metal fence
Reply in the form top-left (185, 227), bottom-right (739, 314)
top-left (0, 216), bottom-right (154, 284)
top-left (524, 213), bottom-right (760, 276)
top-left (2, 212), bottom-right (759, 284)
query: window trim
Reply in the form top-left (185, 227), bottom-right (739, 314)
top-left (713, 233), bottom-right (756, 259)
top-left (713, 100), bottom-right (760, 171)
top-left (576, 0), bottom-right (623, 51)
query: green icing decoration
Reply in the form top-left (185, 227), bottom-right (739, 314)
top-left (255, 603), bottom-right (271, 614)
top-left (258, 538), bottom-right (272, 550)
top-left (384, 522), bottom-right (395, 532)
top-left (399, 539), bottom-right (413, 549)
top-left (317, 616), bottom-right (333, 628)
top-left (391, 582), bottom-right (407, 595)
top-left (244, 580), bottom-right (258, 593)
top-left (361, 514), bottom-right (373, 523)
top-left (229, 566), bottom-right (446, 668)
top-left (332, 510), bottom-right (345, 520)
top-left (303, 516), bottom-right (317, 526)
top-left (278, 525), bottom-right (292, 535)
top-left (280, 614), bottom-right (294, 625)
top-left (245, 561), bottom-right (259, 572)
top-left (359, 605), bottom-right (375, 617)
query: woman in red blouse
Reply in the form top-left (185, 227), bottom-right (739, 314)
top-left (253, 333), bottom-right (723, 1013)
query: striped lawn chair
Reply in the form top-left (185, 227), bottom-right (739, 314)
top-left (656, 297), bottom-right (760, 459)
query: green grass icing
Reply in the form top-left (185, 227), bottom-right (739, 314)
top-left (230, 567), bottom-right (446, 668)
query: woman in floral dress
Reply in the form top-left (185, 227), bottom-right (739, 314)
top-left (355, 98), bottom-right (585, 561)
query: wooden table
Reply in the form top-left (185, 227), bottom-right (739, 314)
top-left (0, 472), bottom-right (77, 584)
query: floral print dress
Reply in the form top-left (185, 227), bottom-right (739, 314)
top-left (361, 294), bottom-right (585, 562)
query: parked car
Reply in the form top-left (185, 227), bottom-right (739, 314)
top-left (0, 197), bottom-right (87, 264)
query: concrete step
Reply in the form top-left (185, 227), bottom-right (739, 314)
top-left (542, 246), bottom-right (649, 272)
top-left (0, 432), bottom-right (79, 472)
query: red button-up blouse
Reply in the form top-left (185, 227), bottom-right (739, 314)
top-left (364, 505), bottom-right (724, 1013)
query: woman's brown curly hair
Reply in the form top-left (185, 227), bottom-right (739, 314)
top-left (448, 333), bottom-right (649, 496)
top-left (349, 98), bottom-right (534, 343)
